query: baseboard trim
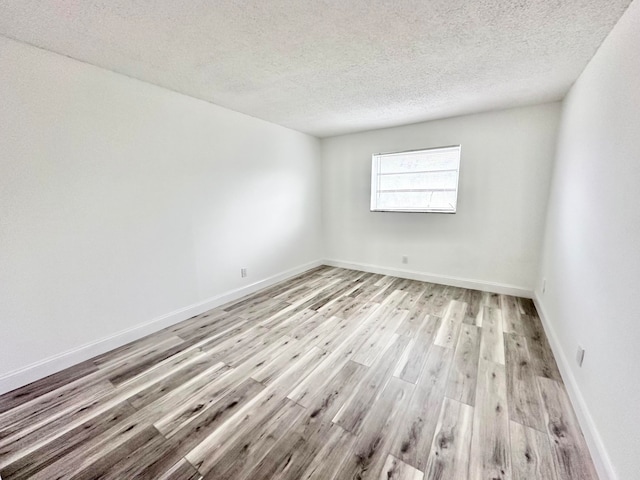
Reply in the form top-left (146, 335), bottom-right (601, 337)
top-left (0, 259), bottom-right (323, 396)
top-left (324, 259), bottom-right (533, 297)
top-left (533, 293), bottom-right (616, 480)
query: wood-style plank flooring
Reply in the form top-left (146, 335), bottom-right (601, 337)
top-left (0, 266), bottom-right (598, 479)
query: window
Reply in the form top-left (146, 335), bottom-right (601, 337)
top-left (370, 145), bottom-right (461, 213)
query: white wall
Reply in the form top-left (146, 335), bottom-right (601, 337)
top-left (321, 103), bottom-right (560, 293)
top-left (0, 36), bottom-right (322, 391)
top-left (536, 1), bottom-right (640, 479)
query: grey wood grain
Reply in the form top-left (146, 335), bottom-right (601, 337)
top-left (504, 333), bottom-right (546, 432)
top-left (379, 455), bottom-right (424, 480)
top-left (157, 459), bottom-right (202, 480)
top-left (391, 345), bottom-right (454, 471)
top-left (522, 314), bottom-right (563, 381)
top-left (298, 423), bottom-right (355, 480)
top-left (394, 315), bottom-right (441, 384)
top-left (434, 300), bottom-right (468, 349)
top-left (352, 306), bottom-right (408, 366)
top-left (335, 376), bottom-right (414, 479)
top-left (479, 306), bottom-right (505, 365)
top-left (446, 324), bottom-right (481, 406)
top-left (200, 397), bottom-right (304, 479)
top-left (0, 267), bottom-right (595, 480)
top-left (424, 397), bottom-right (473, 480)
top-left (469, 359), bottom-right (511, 480)
top-left (333, 335), bottom-right (410, 434)
top-left (509, 420), bottom-right (557, 480)
top-left (501, 295), bottom-right (526, 335)
top-left (538, 377), bottom-right (598, 480)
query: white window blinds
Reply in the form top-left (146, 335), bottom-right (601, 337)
top-left (370, 145), bottom-right (461, 213)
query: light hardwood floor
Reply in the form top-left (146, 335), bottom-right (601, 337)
top-left (0, 266), bottom-right (598, 479)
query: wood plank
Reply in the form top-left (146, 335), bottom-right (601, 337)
top-left (396, 282), bottom-right (428, 311)
top-left (99, 431), bottom-right (183, 480)
top-left (424, 397), bottom-right (473, 480)
top-left (287, 308), bottom-right (384, 407)
top-left (68, 426), bottom-right (160, 480)
top-left (466, 289), bottom-right (484, 319)
top-left (0, 268), bottom-right (597, 480)
top-left (0, 360), bottom-right (99, 415)
top-left (481, 291), bottom-right (501, 309)
top-left (509, 420), bottom-right (557, 480)
top-left (379, 455), bottom-right (424, 480)
top-left (224, 329), bottom-right (298, 368)
top-left (434, 300), bottom-right (468, 349)
top-left (303, 360), bottom-right (368, 423)
top-left (335, 376), bottom-right (415, 479)
top-left (25, 411), bottom-right (156, 480)
top-left (125, 351), bottom-right (217, 409)
top-left (538, 377), bottom-right (598, 480)
top-left (105, 336), bottom-right (189, 386)
top-left (469, 359), bottom-right (511, 480)
top-left (92, 332), bottom-right (180, 368)
top-left (501, 295), bottom-right (526, 335)
top-left (479, 306), bottom-right (505, 365)
top-left (333, 335), bottom-right (410, 434)
top-left (315, 301), bottom-right (381, 352)
top-left (288, 312), bottom-right (329, 340)
top-left (394, 315), bottom-right (441, 384)
top-left (0, 401), bottom-right (136, 479)
top-left (504, 333), bottom-right (546, 432)
top-left (237, 419), bottom-right (332, 480)
top-left (424, 284), bottom-right (449, 316)
top-left (0, 380), bottom-right (115, 452)
top-left (250, 336), bottom-right (316, 385)
top-left (297, 424), bottom-right (356, 480)
top-left (446, 324), bottom-right (481, 406)
top-left (391, 345), bottom-right (454, 471)
top-left (157, 459), bottom-right (202, 480)
top-left (238, 355), bottom-right (368, 480)
top-left (517, 297), bottom-right (538, 317)
top-left (155, 377), bottom-right (265, 437)
top-left (395, 295), bottom-right (431, 337)
top-left (222, 361), bottom-right (366, 480)
top-left (184, 391), bottom-right (302, 475)
top-left (522, 315), bottom-right (562, 381)
top-left (200, 397), bottom-right (305, 479)
top-left (0, 384), bottom-right (120, 469)
top-left (352, 307), bottom-right (408, 366)
top-left (169, 311), bottom-right (239, 343)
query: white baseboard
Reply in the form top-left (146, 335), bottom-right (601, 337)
top-left (0, 259), bottom-right (323, 396)
top-left (533, 293), bottom-right (616, 480)
top-left (324, 259), bottom-right (533, 298)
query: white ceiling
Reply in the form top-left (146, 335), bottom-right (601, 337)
top-left (0, 1), bottom-right (632, 137)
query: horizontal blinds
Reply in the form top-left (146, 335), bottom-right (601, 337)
top-left (371, 146), bottom-right (460, 212)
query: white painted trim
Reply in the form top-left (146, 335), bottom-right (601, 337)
top-left (533, 293), bottom-right (616, 480)
top-left (0, 259), bottom-right (323, 396)
top-left (324, 259), bottom-right (533, 297)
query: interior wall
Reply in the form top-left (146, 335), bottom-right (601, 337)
top-left (0, 36), bottom-right (322, 386)
top-left (536, 1), bottom-right (640, 478)
top-left (321, 103), bottom-right (560, 292)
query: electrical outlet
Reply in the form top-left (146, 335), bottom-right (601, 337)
top-left (241, 268), bottom-right (247, 278)
top-left (576, 345), bottom-right (585, 367)
top-left (402, 255), bottom-right (408, 264)
top-left (542, 278), bottom-right (547, 294)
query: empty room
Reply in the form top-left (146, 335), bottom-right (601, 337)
top-left (1, 1), bottom-right (638, 479)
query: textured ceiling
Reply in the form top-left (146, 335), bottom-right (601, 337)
top-left (0, 0), bottom-right (632, 137)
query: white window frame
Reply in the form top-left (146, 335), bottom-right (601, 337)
top-left (370, 145), bottom-right (461, 213)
